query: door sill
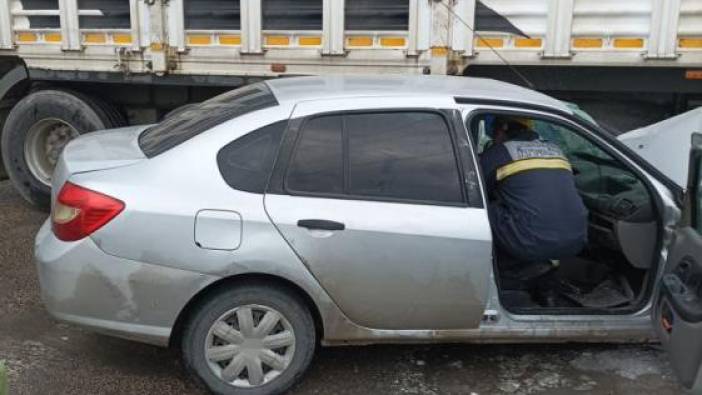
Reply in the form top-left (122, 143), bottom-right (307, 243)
top-left (505, 304), bottom-right (645, 316)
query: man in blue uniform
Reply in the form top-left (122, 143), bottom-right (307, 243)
top-left (480, 116), bottom-right (588, 299)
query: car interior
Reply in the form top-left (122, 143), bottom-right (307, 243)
top-left (469, 112), bottom-right (660, 313)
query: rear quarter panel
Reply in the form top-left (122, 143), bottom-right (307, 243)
top-left (67, 104), bottom-right (361, 339)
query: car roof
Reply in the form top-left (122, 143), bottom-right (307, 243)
top-left (264, 75), bottom-right (572, 114)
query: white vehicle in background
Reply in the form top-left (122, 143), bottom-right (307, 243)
top-left (0, 0), bottom-right (701, 207)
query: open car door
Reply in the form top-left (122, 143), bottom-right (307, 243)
top-left (653, 133), bottom-right (702, 394)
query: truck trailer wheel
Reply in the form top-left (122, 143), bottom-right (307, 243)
top-left (0, 106), bottom-right (10, 181)
top-left (1, 89), bottom-right (124, 208)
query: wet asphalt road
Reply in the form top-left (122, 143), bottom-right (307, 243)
top-left (0, 179), bottom-right (686, 395)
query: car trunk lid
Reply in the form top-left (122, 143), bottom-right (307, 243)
top-left (52, 125), bottom-right (148, 203)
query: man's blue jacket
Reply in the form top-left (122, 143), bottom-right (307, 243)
top-left (480, 130), bottom-right (589, 262)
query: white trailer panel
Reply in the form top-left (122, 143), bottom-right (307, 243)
top-left (0, 0), bottom-right (700, 77)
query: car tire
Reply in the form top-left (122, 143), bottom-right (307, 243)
top-left (182, 284), bottom-right (316, 395)
top-left (1, 89), bottom-right (124, 208)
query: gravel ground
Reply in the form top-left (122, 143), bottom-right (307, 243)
top-left (0, 180), bottom-right (685, 395)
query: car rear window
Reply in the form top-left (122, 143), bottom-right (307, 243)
top-left (138, 82), bottom-right (278, 157)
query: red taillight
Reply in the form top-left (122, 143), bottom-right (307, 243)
top-left (52, 182), bottom-right (125, 241)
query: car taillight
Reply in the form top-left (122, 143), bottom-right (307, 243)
top-left (52, 182), bottom-right (125, 241)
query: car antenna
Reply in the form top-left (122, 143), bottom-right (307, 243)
top-left (437, 0), bottom-right (536, 89)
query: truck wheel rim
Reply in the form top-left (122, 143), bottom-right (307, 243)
top-left (24, 118), bottom-right (79, 187)
top-left (204, 304), bottom-right (296, 388)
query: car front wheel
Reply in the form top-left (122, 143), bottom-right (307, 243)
top-left (182, 284), bottom-right (316, 395)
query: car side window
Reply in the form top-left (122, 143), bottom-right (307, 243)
top-left (531, 120), bottom-right (645, 199)
top-left (286, 115), bottom-right (344, 194)
top-left (470, 112), bottom-right (651, 218)
top-left (534, 120), bottom-right (607, 161)
top-left (286, 111), bottom-right (464, 205)
top-left (346, 112), bottom-right (463, 203)
top-left (217, 120), bottom-right (287, 193)
top-left (471, 116), bottom-right (603, 159)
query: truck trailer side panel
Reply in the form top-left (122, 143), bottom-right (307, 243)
top-left (0, 0), bottom-right (700, 77)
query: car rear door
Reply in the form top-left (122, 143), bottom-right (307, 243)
top-left (653, 133), bottom-right (702, 393)
top-left (264, 99), bottom-right (492, 330)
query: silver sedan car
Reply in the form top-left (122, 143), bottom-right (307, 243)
top-left (35, 75), bottom-right (702, 395)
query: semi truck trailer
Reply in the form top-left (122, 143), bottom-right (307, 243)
top-left (1, 0), bottom-right (701, 207)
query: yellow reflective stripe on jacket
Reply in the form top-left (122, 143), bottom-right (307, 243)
top-left (496, 158), bottom-right (572, 181)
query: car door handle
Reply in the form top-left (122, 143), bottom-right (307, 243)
top-left (297, 219), bottom-right (345, 231)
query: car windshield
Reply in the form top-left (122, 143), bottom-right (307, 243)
top-left (565, 102), bottom-right (598, 127)
top-left (138, 82), bottom-right (278, 157)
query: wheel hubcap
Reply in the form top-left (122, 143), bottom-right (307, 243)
top-left (205, 304), bottom-right (296, 388)
top-left (24, 118), bottom-right (80, 186)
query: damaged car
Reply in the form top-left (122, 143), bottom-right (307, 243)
top-left (35, 75), bottom-right (702, 395)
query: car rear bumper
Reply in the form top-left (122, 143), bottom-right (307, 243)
top-left (34, 219), bottom-right (219, 346)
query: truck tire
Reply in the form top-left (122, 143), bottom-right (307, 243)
top-left (0, 106), bottom-right (10, 181)
top-left (1, 89), bottom-right (124, 208)
top-left (182, 284), bottom-right (316, 395)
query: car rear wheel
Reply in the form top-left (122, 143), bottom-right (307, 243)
top-left (182, 284), bottom-right (316, 395)
top-left (1, 89), bottom-right (125, 208)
